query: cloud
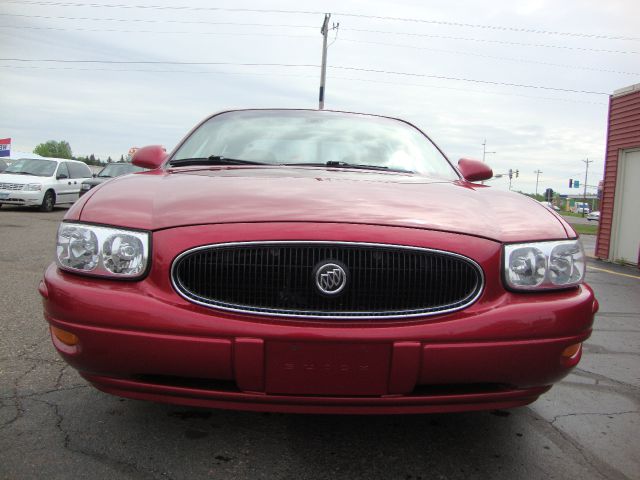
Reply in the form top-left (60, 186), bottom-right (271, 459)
top-left (0, 0), bottom-right (637, 194)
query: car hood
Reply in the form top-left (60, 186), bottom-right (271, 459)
top-left (76, 166), bottom-right (573, 242)
top-left (0, 173), bottom-right (47, 184)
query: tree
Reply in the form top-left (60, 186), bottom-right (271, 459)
top-left (107, 156), bottom-right (113, 163)
top-left (33, 140), bottom-right (72, 159)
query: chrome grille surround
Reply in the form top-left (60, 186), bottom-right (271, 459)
top-left (171, 241), bottom-right (485, 319)
top-left (0, 182), bottom-right (25, 191)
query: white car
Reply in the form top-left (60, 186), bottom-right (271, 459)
top-left (539, 201), bottom-right (560, 211)
top-left (586, 211), bottom-right (601, 222)
top-left (0, 157), bottom-right (93, 211)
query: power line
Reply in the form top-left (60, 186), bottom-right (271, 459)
top-left (329, 76), bottom-right (607, 105)
top-left (0, 64), bottom-right (608, 105)
top-left (329, 65), bottom-right (609, 95)
top-left (346, 28), bottom-right (640, 55)
top-left (0, 58), bottom-right (611, 95)
top-left (0, 58), bottom-right (318, 68)
top-left (0, 13), bottom-right (317, 30)
top-left (3, 13), bottom-right (638, 55)
top-left (0, 24), bottom-right (316, 39)
top-left (4, 0), bottom-right (639, 42)
top-left (340, 38), bottom-right (640, 76)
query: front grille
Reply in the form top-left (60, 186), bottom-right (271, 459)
top-left (172, 242), bottom-right (483, 319)
top-left (0, 182), bottom-right (24, 191)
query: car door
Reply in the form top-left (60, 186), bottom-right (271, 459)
top-left (54, 162), bottom-right (75, 204)
top-left (68, 162), bottom-right (94, 200)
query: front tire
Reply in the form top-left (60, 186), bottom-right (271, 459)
top-left (40, 190), bottom-right (55, 212)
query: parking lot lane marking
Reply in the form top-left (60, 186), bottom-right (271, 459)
top-left (588, 265), bottom-right (640, 280)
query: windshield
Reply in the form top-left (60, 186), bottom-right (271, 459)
top-left (3, 158), bottom-right (57, 177)
top-left (98, 163), bottom-right (144, 177)
top-left (171, 110), bottom-right (458, 179)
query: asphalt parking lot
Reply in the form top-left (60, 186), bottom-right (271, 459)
top-left (1, 206), bottom-right (638, 480)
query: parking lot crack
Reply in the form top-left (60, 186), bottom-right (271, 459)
top-left (573, 368), bottom-right (640, 394)
top-left (525, 409), bottom-right (629, 480)
top-left (31, 397), bottom-right (170, 479)
top-left (1, 361), bottom-right (39, 429)
top-left (54, 364), bottom-right (69, 389)
top-left (550, 410), bottom-right (638, 425)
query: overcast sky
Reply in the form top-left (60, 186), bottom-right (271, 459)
top-left (1, 0), bottom-right (639, 194)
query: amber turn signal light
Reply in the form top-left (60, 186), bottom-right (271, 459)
top-left (51, 326), bottom-right (79, 346)
top-left (561, 343), bottom-right (581, 359)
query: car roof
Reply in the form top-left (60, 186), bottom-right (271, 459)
top-left (16, 157), bottom-right (87, 165)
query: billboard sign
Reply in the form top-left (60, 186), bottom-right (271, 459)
top-left (0, 138), bottom-right (10, 157)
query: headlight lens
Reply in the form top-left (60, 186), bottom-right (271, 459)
top-left (504, 240), bottom-right (585, 290)
top-left (24, 183), bottom-right (43, 191)
top-left (56, 223), bottom-right (149, 278)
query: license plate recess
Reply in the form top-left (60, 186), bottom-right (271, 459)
top-left (265, 341), bottom-right (391, 396)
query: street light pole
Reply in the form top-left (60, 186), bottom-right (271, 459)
top-left (481, 139), bottom-right (496, 162)
top-left (582, 158), bottom-right (593, 217)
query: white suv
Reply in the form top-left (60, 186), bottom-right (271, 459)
top-left (0, 157), bottom-right (93, 211)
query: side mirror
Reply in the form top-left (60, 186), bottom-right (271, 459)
top-left (457, 158), bottom-right (493, 182)
top-left (92, 173), bottom-right (97, 178)
top-left (132, 145), bottom-right (167, 169)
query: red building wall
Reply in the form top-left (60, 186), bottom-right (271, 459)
top-left (595, 86), bottom-right (640, 262)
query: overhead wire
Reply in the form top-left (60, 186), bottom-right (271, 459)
top-left (4, 0), bottom-right (639, 41)
top-left (0, 24), bottom-right (316, 39)
top-left (0, 58), bottom-right (611, 95)
top-left (338, 38), bottom-right (639, 76)
top-left (0, 13), bottom-right (317, 30)
top-left (1, 64), bottom-right (607, 105)
top-left (5, 22), bottom-right (633, 76)
top-left (345, 28), bottom-right (640, 55)
top-left (1, 13), bottom-right (638, 55)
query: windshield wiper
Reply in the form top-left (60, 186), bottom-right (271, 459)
top-left (169, 155), bottom-right (268, 167)
top-left (8, 171), bottom-right (37, 175)
top-left (282, 161), bottom-right (413, 174)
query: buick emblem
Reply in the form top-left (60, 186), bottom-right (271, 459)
top-left (314, 262), bottom-right (348, 295)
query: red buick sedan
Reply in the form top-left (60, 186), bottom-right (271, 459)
top-left (40, 109), bottom-right (597, 414)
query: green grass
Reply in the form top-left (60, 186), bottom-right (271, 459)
top-left (572, 224), bottom-right (598, 235)
top-left (559, 211), bottom-right (588, 218)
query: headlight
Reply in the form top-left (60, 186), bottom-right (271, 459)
top-left (81, 184), bottom-right (91, 190)
top-left (504, 240), bottom-right (585, 291)
top-left (24, 183), bottom-right (43, 191)
top-left (56, 222), bottom-right (150, 278)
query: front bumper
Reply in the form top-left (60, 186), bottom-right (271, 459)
top-left (40, 223), bottom-right (597, 414)
top-left (0, 189), bottom-right (44, 206)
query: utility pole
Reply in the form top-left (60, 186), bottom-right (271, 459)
top-left (318, 13), bottom-right (331, 110)
top-left (582, 158), bottom-right (593, 217)
top-left (534, 169), bottom-right (543, 197)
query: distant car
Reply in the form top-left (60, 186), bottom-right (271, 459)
top-left (0, 157), bottom-right (92, 211)
top-left (571, 202), bottom-right (590, 214)
top-left (539, 201), bottom-right (560, 211)
top-left (41, 109), bottom-right (596, 415)
top-left (0, 158), bottom-right (7, 172)
top-left (79, 163), bottom-right (146, 197)
top-left (586, 211), bottom-right (600, 222)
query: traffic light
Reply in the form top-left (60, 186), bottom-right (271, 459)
top-left (545, 188), bottom-right (554, 202)
top-left (515, 170), bottom-right (519, 178)
top-left (569, 179), bottom-right (573, 188)
top-left (508, 169), bottom-right (513, 180)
